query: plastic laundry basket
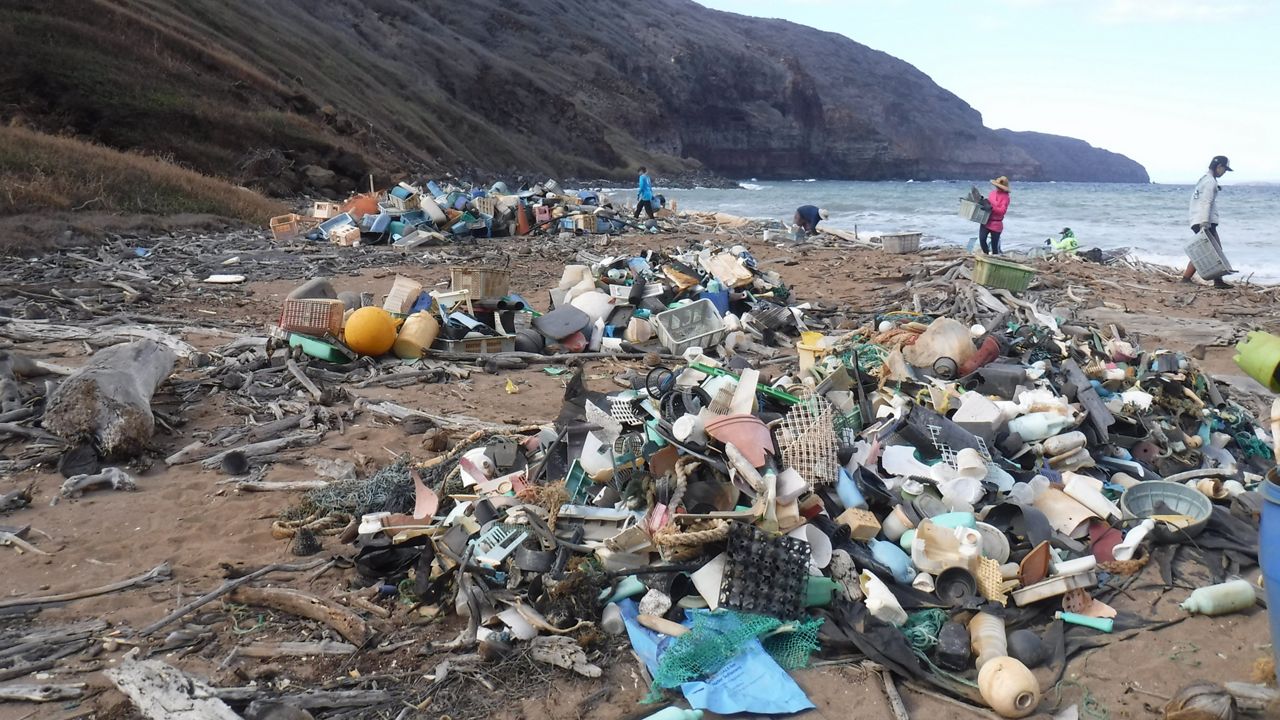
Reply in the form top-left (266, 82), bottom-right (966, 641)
top-left (1184, 230), bottom-right (1231, 280)
top-left (655, 298), bottom-right (727, 354)
top-left (881, 232), bottom-right (922, 254)
top-left (973, 255), bottom-right (1036, 292)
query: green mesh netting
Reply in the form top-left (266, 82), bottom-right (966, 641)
top-left (646, 610), bottom-right (824, 702)
top-left (902, 608), bottom-right (946, 653)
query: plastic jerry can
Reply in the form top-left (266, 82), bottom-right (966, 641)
top-left (393, 311), bottom-right (440, 359)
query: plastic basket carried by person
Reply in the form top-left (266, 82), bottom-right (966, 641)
top-left (973, 255), bottom-right (1036, 292)
top-left (1184, 230), bottom-right (1231, 280)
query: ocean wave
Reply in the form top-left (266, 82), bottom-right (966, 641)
top-left (739, 183), bottom-right (766, 191)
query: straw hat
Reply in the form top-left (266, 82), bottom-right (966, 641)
top-left (990, 176), bottom-right (1011, 192)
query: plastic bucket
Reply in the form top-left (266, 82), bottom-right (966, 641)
top-left (1234, 331), bottom-right (1280, 392)
top-left (1263, 469), bottom-right (1280, 683)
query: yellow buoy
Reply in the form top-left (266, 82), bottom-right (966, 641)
top-left (344, 307), bottom-right (397, 356)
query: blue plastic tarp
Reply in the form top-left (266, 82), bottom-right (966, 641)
top-left (618, 599), bottom-right (813, 715)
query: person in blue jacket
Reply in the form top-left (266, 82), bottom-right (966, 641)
top-left (793, 205), bottom-right (829, 235)
top-left (634, 167), bottom-right (656, 219)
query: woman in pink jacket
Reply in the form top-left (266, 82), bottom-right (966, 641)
top-left (980, 176), bottom-right (1011, 254)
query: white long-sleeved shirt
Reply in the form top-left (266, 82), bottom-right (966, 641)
top-left (1188, 172), bottom-right (1219, 227)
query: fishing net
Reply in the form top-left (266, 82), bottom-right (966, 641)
top-left (646, 609), bottom-right (824, 702)
top-left (776, 396), bottom-right (840, 486)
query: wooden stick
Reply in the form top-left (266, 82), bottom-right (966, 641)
top-left (286, 359), bottom-right (324, 402)
top-left (197, 432), bottom-right (322, 470)
top-left (233, 480), bottom-right (330, 492)
top-left (236, 640), bottom-right (357, 658)
top-left (0, 563), bottom-right (170, 610)
top-left (138, 558), bottom-right (328, 637)
top-left (227, 586), bottom-right (372, 646)
top-left (105, 659), bottom-right (239, 719)
top-left (880, 667), bottom-right (910, 720)
top-left (901, 681), bottom-right (1001, 720)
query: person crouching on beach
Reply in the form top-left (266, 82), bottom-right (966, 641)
top-left (1182, 155), bottom-right (1233, 289)
top-left (794, 205), bottom-right (829, 235)
top-left (980, 176), bottom-right (1011, 254)
top-left (634, 167), bottom-right (656, 220)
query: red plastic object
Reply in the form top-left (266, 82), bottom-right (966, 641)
top-left (959, 335), bottom-right (1001, 376)
top-left (1088, 520), bottom-right (1122, 563)
top-left (705, 413), bottom-right (774, 467)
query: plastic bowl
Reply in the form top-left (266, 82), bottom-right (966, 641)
top-left (1119, 481), bottom-right (1213, 541)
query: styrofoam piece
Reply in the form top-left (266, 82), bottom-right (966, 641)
top-left (1011, 570), bottom-right (1098, 607)
top-left (883, 445), bottom-right (934, 478)
top-left (776, 467), bottom-right (809, 503)
top-left (730, 368), bottom-right (759, 414)
top-left (1062, 473), bottom-right (1121, 520)
top-left (691, 553), bottom-right (727, 610)
top-left (570, 291), bottom-right (617, 324)
top-left (498, 607), bottom-right (539, 640)
top-left (788, 524), bottom-right (833, 570)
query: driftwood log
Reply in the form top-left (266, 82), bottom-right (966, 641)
top-left (42, 339), bottom-right (177, 457)
top-left (104, 659), bottom-right (240, 719)
top-left (227, 586), bottom-right (372, 646)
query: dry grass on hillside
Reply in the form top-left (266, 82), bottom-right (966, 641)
top-left (0, 126), bottom-right (285, 222)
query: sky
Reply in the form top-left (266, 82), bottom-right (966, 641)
top-left (694, 0), bottom-right (1280, 183)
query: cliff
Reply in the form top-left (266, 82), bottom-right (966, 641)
top-left (995, 130), bottom-right (1150, 183)
top-left (0, 0), bottom-right (1147, 199)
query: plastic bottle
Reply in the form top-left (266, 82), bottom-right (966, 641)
top-left (1042, 430), bottom-right (1087, 457)
top-left (859, 571), bottom-right (909, 626)
top-left (977, 656), bottom-right (1041, 718)
top-left (1112, 519), bottom-right (1154, 561)
top-left (868, 539), bottom-right (917, 583)
top-left (1007, 413), bottom-right (1073, 442)
top-left (1180, 579), bottom-right (1257, 616)
top-left (641, 708), bottom-right (704, 720)
top-left (968, 612), bottom-right (1008, 670)
top-left (836, 467), bottom-right (868, 509)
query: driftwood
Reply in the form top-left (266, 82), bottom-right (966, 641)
top-left (0, 320), bottom-right (197, 357)
top-left (165, 415), bottom-right (305, 465)
top-left (286, 359), bottom-right (324, 402)
top-left (227, 586), bottom-right (372, 646)
top-left (0, 530), bottom-right (50, 555)
top-left (139, 558), bottom-right (329, 637)
top-left (0, 562), bottom-right (170, 610)
top-left (236, 640), bottom-right (357, 658)
top-left (42, 339), bottom-right (177, 457)
top-left (234, 480), bottom-right (330, 492)
top-left (213, 687), bottom-right (394, 709)
top-left (104, 659), bottom-right (240, 719)
top-left (0, 683), bottom-right (85, 702)
top-left (354, 397), bottom-right (522, 433)
top-left (59, 467), bottom-right (137, 497)
top-left (197, 432), bottom-right (323, 470)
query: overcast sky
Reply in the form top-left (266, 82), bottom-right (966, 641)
top-left (695, 0), bottom-right (1279, 183)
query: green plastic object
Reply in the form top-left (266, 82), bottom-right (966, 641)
top-left (1055, 611), bottom-right (1113, 633)
top-left (688, 362), bottom-right (802, 405)
top-left (973, 255), bottom-right (1037, 292)
top-left (804, 576), bottom-right (842, 607)
top-left (605, 575), bottom-right (647, 603)
top-left (1234, 331), bottom-right (1280, 392)
top-left (287, 333), bottom-right (355, 363)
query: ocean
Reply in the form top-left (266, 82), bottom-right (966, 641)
top-left (659, 180), bottom-right (1280, 283)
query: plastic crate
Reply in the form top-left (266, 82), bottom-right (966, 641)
top-left (432, 334), bottom-right (516, 354)
top-left (269, 214), bottom-right (318, 242)
top-left (383, 275), bottom-right (423, 313)
top-left (654, 298), bottom-right (727, 354)
top-left (881, 232), bottom-right (922, 254)
top-left (450, 266), bottom-right (511, 300)
top-left (973, 255), bottom-right (1037, 292)
top-left (959, 198), bottom-right (991, 224)
top-left (287, 333), bottom-right (356, 363)
top-left (279, 298), bottom-right (344, 336)
top-left (1184, 230), bottom-right (1231, 280)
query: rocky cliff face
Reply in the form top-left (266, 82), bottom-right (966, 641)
top-left (994, 130), bottom-right (1150, 183)
top-left (0, 0), bottom-right (1146, 196)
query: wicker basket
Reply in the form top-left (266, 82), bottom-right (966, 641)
top-left (881, 232), bottom-right (922, 254)
top-left (973, 255), bottom-right (1036, 292)
top-left (279, 299), bottom-right (344, 336)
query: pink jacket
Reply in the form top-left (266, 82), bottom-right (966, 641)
top-left (985, 189), bottom-right (1009, 232)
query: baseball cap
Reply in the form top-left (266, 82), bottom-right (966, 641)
top-left (1211, 155), bottom-right (1233, 171)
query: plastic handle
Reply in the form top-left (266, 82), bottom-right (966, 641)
top-left (1055, 611), bottom-right (1113, 633)
top-left (688, 362), bottom-right (802, 404)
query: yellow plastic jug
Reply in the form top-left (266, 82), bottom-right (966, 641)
top-left (393, 311), bottom-right (440, 359)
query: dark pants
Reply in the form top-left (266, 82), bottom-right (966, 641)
top-left (635, 200), bottom-right (655, 219)
top-left (979, 226), bottom-right (1002, 254)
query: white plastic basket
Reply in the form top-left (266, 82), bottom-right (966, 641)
top-left (1184, 230), bottom-right (1231, 280)
top-left (654, 299), bottom-right (726, 354)
top-left (881, 232), bottom-right (922, 254)
top-left (959, 199), bottom-right (991, 224)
